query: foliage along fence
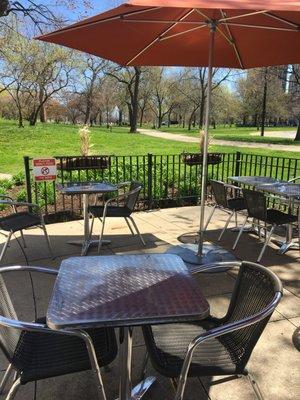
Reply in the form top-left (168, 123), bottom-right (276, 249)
top-left (23, 152), bottom-right (300, 224)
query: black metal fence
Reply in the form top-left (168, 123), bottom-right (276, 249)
top-left (23, 152), bottom-right (300, 223)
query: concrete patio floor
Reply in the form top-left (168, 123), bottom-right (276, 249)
top-left (0, 205), bottom-right (299, 400)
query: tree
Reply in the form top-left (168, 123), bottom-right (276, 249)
top-left (0, 1), bottom-right (92, 30)
top-left (236, 68), bottom-right (288, 132)
top-left (73, 55), bottom-right (107, 125)
top-left (106, 66), bottom-right (141, 133)
top-left (148, 67), bottom-right (178, 129)
top-left (286, 65), bottom-right (300, 141)
top-left (0, 24), bottom-right (74, 126)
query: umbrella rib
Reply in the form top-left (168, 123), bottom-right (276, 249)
top-left (219, 10), bottom-right (268, 22)
top-left (125, 8), bottom-right (195, 66)
top-left (39, 6), bottom-right (162, 38)
top-left (159, 24), bottom-right (206, 41)
top-left (223, 22), bottom-right (298, 32)
top-left (262, 12), bottom-right (300, 29)
top-left (124, 19), bottom-right (205, 25)
top-left (219, 10), bottom-right (244, 69)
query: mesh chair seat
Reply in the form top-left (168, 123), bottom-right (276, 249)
top-left (88, 205), bottom-right (131, 218)
top-left (0, 212), bottom-right (41, 232)
top-left (12, 318), bottom-right (117, 384)
top-left (227, 197), bottom-right (246, 211)
top-left (143, 262), bottom-right (282, 384)
top-left (143, 320), bottom-right (237, 378)
top-left (265, 209), bottom-right (297, 225)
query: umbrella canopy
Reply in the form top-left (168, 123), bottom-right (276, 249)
top-left (38, 0), bottom-right (300, 68)
top-left (37, 1), bottom-right (300, 265)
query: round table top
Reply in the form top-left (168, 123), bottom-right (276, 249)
top-left (56, 181), bottom-right (117, 195)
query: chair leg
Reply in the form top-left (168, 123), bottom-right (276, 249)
top-left (5, 378), bottom-right (21, 400)
top-left (204, 205), bottom-right (216, 231)
top-left (124, 217), bottom-right (135, 235)
top-left (76, 330), bottom-right (107, 400)
top-left (257, 225), bottom-right (275, 262)
top-left (0, 231), bottom-right (13, 264)
top-left (0, 364), bottom-right (13, 394)
top-left (89, 215), bottom-right (95, 239)
top-left (246, 373), bottom-right (264, 400)
top-left (129, 216), bottom-right (145, 246)
top-left (218, 210), bottom-right (234, 241)
top-left (20, 230), bottom-right (26, 248)
top-left (41, 224), bottom-right (54, 259)
top-left (97, 215), bottom-right (106, 254)
top-left (232, 216), bottom-right (248, 250)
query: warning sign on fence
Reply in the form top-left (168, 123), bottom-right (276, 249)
top-left (33, 158), bottom-right (57, 182)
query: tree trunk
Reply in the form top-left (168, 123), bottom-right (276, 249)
top-left (18, 109), bottom-right (24, 128)
top-left (39, 86), bottom-right (47, 123)
top-left (129, 67), bottom-right (141, 133)
top-left (118, 109), bottom-right (123, 126)
top-left (139, 107), bottom-right (144, 127)
top-left (260, 67), bottom-right (268, 137)
top-left (29, 109), bottom-right (39, 126)
top-left (294, 121), bottom-right (300, 141)
top-left (199, 94), bottom-right (205, 128)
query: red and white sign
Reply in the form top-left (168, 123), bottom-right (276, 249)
top-left (33, 158), bottom-right (57, 182)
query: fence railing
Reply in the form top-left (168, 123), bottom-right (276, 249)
top-left (23, 151), bottom-right (300, 224)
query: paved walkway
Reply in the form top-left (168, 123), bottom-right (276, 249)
top-left (139, 128), bottom-right (300, 152)
top-left (0, 205), bottom-right (298, 400)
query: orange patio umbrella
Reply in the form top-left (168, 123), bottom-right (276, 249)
top-left (38, 0), bottom-right (300, 265)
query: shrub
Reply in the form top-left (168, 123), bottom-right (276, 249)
top-left (12, 171), bottom-right (25, 186)
top-left (16, 188), bottom-right (27, 202)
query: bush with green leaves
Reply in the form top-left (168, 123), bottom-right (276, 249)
top-left (12, 171), bottom-right (25, 186)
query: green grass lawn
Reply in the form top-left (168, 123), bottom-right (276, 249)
top-left (159, 125), bottom-right (300, 145)
top-left (0, 119), bottom-right (299, 174)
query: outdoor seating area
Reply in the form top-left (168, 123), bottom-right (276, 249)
top-left (0, 196), bottom-right (298, 400)
top-left (0, 1), bottom-right (300, 400)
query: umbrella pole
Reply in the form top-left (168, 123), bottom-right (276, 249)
top-left (197, 25), bottom-right (215, 257)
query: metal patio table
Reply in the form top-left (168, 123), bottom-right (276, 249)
top-left (229, 176), bottom-right (285, 187)
top-left (256, 183), bottom-right (300, 254)
top-left (47, 253), bottom-right (210, 400)
top-left (56, 182), bottom-right (117, 255)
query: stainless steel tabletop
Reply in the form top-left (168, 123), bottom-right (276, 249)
top-left (47, 254), bottom-right (210, 330)
top-left (256, 183), bottom-right (300, 199)
top-left (56, 181), bottom-right (117, 195)
top-left (229, 176), bottom-right (284, 187)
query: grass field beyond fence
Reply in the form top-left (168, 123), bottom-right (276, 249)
top-left (0, 120), bottom-right (299, 175)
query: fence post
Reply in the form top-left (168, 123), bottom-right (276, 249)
top-left (23, 156), bottom-right (32, 204)
top-left (235, 151), bottom-right (241, 177)
top-left (147, 153), bottom-right (153, 210)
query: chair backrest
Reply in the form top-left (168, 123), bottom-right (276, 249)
top-left (125, 182), bottom-right (142, 212)
top-left (210, 180), bottom-right (228, 208)
top-left (221, 261), bottom-right (282, 371)
top-left (0, 276), bottom-right (20, 361)
top-left (242, 188), bottom-right (267, 220)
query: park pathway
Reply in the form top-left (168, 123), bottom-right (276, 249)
top-left (139, 128), bottom-right (300, 152)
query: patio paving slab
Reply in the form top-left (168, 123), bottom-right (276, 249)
top-left (0, 205), bottom-right (299, 400)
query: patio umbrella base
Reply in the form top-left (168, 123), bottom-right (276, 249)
top-left (166, 242), bottom-right (236, 273)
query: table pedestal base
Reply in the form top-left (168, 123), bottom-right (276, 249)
top-left (115, 377), bottom-right (156, 400)
top-left (166, 243), bottom-right (236, 273)
top-left (67, 239), bottom-right (111, 256)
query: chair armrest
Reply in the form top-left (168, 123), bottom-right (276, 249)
top-left (223, 183), bottom-right (242, 191)
top-left (0, 195), bottom-right (13, 202)
top-left (190, 261), bottom-right (242, 274)
top-left (288, 176), bottom-right (300, 183)
top-left (174, 291), bottom-right (282, 399)
top-left (0, 265), bottom-right (58, 275)
top-left (103, 185), bottom-right (141, 208)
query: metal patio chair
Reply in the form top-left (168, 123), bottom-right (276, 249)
top-left (205, 180), bottom-right (246, 242)
top-left (142, 261), bottom-right (282, 400)
top-left (0, 265), bottom-right (117, 400)
top-left (0, 196), bottom-right (53, 264)
top-left (233, 189), bottom-right (298, 262)
top-left (89, 181), bottom-right (145, 252)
